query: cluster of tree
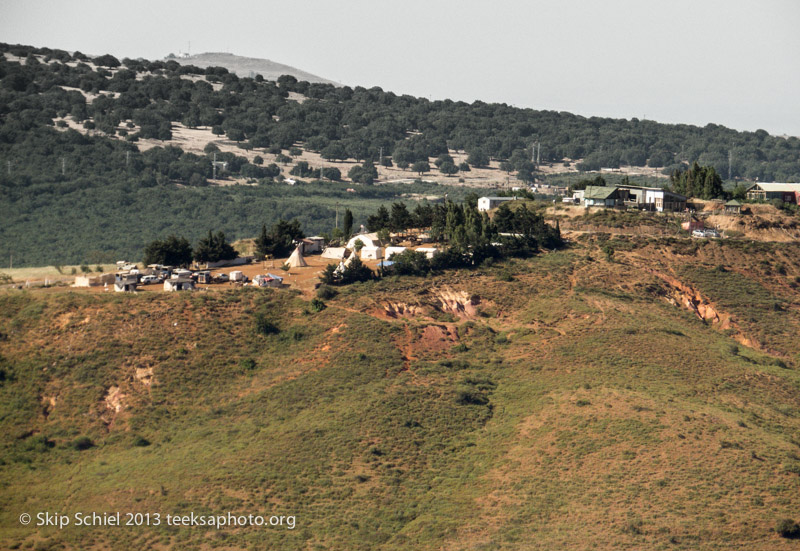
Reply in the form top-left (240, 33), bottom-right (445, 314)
top-left (347, 162), bottom-right (378, 184)
top-left (319, 256), bottom-right (374, 285)
top-left (668, 162), bottom-right (724, 200)
top-left (142, 235), bottom-right (193, 266)
top-left (366, 202), bottom-right (432, 232)
top-left (366, 199), bottom-right (562, 277)
top-left (254, 219), bottom-right (304, 258)
top-left (143, 231), bottom-right (238, 265)
top-left (289, 161), bottom-right (341, 181)
top-left (194, 230), bottom-right (237, 262)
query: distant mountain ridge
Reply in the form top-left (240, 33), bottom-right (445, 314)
top-left (168, 52), bottom-right (337, 85)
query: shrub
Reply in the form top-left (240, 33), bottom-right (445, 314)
top-left (310, 298), bottom-right (326, 312)
top-left (132, 435), bottom-right (151, 447)
top-left (239, 358), bottom-right (256, 371)
top-left (776, 519), bottom-right (800, 539)
top-left (316, 285), bottom-right (337, 300)
top-left (254, 313), bottom-right (279, 336)
top-left (497, 270), bottom-right (513, 282)
top-left (72, 436), bottom-right (94, 451)
top-left (24, 435), bottom-right (55, 453)
top-left (456, 389), bottom-right (489, 406)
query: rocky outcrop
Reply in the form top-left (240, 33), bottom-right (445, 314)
top-left (434, 288), bottom-right (480, 318)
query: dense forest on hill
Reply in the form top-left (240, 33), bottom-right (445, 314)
top-left (1, 41), bottom-right (800, 265)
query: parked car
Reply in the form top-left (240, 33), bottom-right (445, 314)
top-left (214, 273), bottom-right (230, 283)
top-left (140, 275), bottom-right (162, 285)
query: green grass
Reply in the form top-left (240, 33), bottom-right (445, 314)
top-left (1, 248), bottom-right (800, 550)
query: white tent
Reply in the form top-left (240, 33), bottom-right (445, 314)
top-left (360, 246), bottom-right (383, 260)
top-left (334, 250), bottom-right (359, 275)
top-left (285, 245), bottom-right (307, 268)
top-left (346, 232), bottom-right (381, 250)
top-left (384, 246), bottom-right (407, 259)
top-left (321, 247), bottom-right (347, 259)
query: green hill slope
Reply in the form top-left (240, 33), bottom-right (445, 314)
top-left (1, 238), bottom-right (800, 550)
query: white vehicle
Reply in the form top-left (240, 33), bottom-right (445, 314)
top-left (140, 275), bottom-right (162, 285)
top-left (214, 273), bottom-right (230, 282)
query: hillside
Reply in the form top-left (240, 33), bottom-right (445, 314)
top-left (168, 52), bottom-right (337, 85)
top-left (2, 237), bottom-right (800, 549)
top-left (2, 42), bottom-right (800, 266)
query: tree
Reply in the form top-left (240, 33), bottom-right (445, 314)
top-left (366, 205), bottom-right (390, 231)
top-left (467, 149), bottom-right (489, 167)
top-left (254, 224), bottom-right (273, 259)
top-left (390, 202), bottom-right (412, 231)
top-left (320, 167), bottom-right (341, 181)
top-left (94, 54), bottom-right (120, 68)
top-left (339, 256), bottom-right (373, 284)
top-left (517, 167), bottom-right (535, 184)
top-left (143, 235), bottom-right (193, 267)
top-left (412, 161), bottom-right (430, 176)
top-left (321, 142), bottom-right (347, 162)
top-left (267, 219), bottom-right (304, 257)
top-left (348, 162), bottom-right (378, 184)
top-left (439, 161), bottom-right (458, 176)
top-left (434, 153), bottom-right (454, 168)
top-left (342, 209), bottom-right (353, 238)
top-left (194, 230), bottom-right (238, 262)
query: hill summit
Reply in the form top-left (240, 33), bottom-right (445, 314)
top-left (167, 52), bottom-right (337, 84)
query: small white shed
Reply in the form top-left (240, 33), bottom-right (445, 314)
top-left (360, 246), bottom-right (384, 260)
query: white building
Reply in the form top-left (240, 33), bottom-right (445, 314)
top-left (114, 274), bottom-right (138, 292)
top-left (164, 277), bottom-right (195, 292)
top-left (478, 196), bottom-right (516, 212)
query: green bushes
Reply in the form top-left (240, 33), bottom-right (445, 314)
top-left (254, 313), bottom-right (279, 336)
top-left (72, 436), bottom-right (94, 451)
top-left (776, 518), bottom-right (800, 539)
top-left (132, 435), bottom-right (151, 447)
top-left (316, 285), bottom-right (337, 300)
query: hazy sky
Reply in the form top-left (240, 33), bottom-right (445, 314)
top-left (2, 0), bottom-right (799, 136)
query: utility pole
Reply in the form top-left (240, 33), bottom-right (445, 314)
top-left (61, 157), bottom-right (65, 176)
top-left (7, 160), bottom-right (10, 176)
top-left (379, 146), bottom-right (383, 164)
top-left (728, 149), bottom-right (732, 180)
top-left (335, 201), bottom-right (340, 229)
top-left (126, 150), bottom-right (130, 167)
top-left (213, 153), bottom-right (217, 180)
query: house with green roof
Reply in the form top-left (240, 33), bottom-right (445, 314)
top-left (724, 200), bottom-right (742, 214)
top-left (583, 186), bottom-right (625, 208)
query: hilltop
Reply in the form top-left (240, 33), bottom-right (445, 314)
top-left (167, 52), bottom-right (337, 84)
top-left (1, 236), bottom-right (800, 549)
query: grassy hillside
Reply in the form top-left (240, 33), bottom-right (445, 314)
top-left (2, 237), bottom-right (800, 549)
